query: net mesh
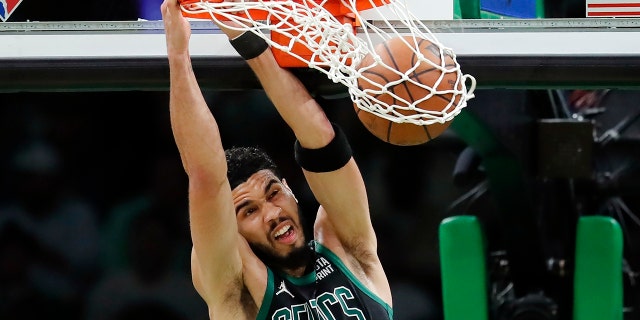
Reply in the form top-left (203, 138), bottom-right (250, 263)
top-left (179, 0), bottom-right (476, 126)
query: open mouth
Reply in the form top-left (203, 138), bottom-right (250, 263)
top-left (273, 223), bottom-right (296, 244)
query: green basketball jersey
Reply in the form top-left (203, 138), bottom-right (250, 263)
top-left (256, 241), bottom-right (393, 320)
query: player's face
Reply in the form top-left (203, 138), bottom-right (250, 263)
top-left (232, 169), bottom-right (307, 263)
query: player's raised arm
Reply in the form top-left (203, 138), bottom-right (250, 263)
top-left (161, 0), bottom-right (242, 310)
top-left (214, 22), bottom-right (377, 260)
top-left (240, 40), bottom-right (392, 305)
top-left (250, 54), bottom-right (377, 252)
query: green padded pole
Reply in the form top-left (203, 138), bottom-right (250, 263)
top-left (535, 0), bottom-right (546, 18)
top-left (454, 0), bottom-right (481, 19)
top-left (439, 215), bottom-right (489, 320)
top-left (574, 216), bottom-right (623, 320)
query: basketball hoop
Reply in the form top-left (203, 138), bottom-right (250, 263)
top-left (178, 0), bottom-right (476, 128)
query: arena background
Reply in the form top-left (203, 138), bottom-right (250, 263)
top-left (1, 1), bottom-right (640, 320)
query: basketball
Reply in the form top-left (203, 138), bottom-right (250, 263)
top-left (354, 36), bottom-right (462, 146)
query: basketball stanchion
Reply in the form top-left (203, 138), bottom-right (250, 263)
top-left (439, 215), bottom-right (489, 320)
top-left (573, 216), bottom-right (623, 320)
top-left (178, 0), bottom-right (476, 146)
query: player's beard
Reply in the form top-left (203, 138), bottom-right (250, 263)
top-left (250, 240), bottom-right (313, 272)
top-left (249, 205), bottom-right (314, 272)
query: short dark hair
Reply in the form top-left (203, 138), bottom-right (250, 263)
top-left (225, 146), bottom-right (281, 190)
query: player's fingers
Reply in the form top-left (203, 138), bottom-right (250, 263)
top-left (162, 0), bottom-right (182, 16)
top-left (166, 0), bottom-right (179, 7)
top-left (161, 0), bottom-right (174, 19)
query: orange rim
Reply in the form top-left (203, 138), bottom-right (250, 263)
top-left (177, 0), bottom-right (385, 67)
top-left (178, 0), bottom-right (268, 20)
top-left (178, 0), bottom-right (391, 20)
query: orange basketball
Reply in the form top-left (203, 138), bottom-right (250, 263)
top-left (354, 36), bottom-right (462, 146)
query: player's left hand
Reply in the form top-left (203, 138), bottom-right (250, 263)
top-left (161, 0), bottom-right (192, 57)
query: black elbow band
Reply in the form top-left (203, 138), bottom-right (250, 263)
top-left (294, 123), bottom-right (352, 173)
top-left (229, 31), bottom-right (269, 60)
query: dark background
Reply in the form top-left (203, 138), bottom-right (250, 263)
top-left (2, 1), bottom-right (640, 320)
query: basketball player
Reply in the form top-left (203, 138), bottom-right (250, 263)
top-left (160, 0), bottom-right (393, 319)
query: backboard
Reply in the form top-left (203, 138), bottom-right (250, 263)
top-left (360, 0), bottom-right (454, 20)
top-left (0, 0), bottom-right (639, 92)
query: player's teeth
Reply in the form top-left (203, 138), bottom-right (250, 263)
top-left (275, 225), bottom-right (291, 237)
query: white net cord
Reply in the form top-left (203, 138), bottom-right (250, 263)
top-left (181, 0), bottom-right (477, 126)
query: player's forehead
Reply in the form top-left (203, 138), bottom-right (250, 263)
top-left (231, 169), bottom-right (281, 201)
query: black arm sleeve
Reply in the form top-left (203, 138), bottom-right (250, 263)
top-left (294, 122), bottom-right (352, 173)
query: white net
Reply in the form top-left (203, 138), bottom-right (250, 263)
top-left (180, 0), bottom-right (476, 126)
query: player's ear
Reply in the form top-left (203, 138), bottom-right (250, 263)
top-left (281, 179), bottom-right (298, 203)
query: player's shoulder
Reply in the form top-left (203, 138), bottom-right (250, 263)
top-left (313, 208), bottom-right (377, 262)
top-left (209, 283), bottom-right (260, 319)
top-left (192, 248), bottom-right (262, 317)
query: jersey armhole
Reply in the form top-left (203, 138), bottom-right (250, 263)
top-left (255, 267), bottom-right (275, 320)
top-left (315, 241), bottom-right (394, 318)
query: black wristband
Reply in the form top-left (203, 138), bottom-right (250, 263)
top-left (294, 123), bottom-right (353, 173)
top-left (229, 31), bottom-right (269, 60)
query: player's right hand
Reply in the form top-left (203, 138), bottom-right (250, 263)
top-left (161, 0), bottom-right (192, 57)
